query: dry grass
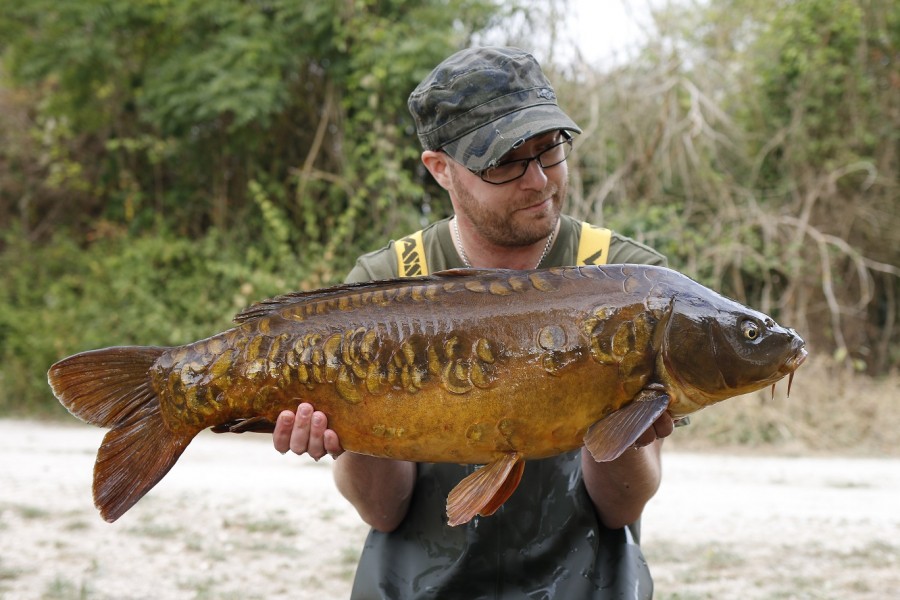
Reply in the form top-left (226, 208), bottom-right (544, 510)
top-left (646, 538), bottom-right (899, 599)
top-left (669, 355), bottom-right (900, 457)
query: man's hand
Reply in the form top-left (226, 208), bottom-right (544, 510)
top-left (582, 411), bottom-right (675, 530)
top-left (631, 411), bottom-right (676, 449)
top-left (273, 402), bottom-right (413, 531)
top-left (273, 402), bottom-right (344, 460)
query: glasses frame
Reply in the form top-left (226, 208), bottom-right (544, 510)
top-left (473, 131), bottom-right (574, 185)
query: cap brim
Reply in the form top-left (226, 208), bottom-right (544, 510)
top-left (442, 104), bottom-right (581, 172)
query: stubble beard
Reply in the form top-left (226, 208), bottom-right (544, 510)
top-left (450, 168), bottom-right (566, 248)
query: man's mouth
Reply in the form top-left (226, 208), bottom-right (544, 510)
top-left (518, 196), bottom-right (553, 213)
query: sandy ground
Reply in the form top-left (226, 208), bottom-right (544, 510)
top-left (0, 419), bottom-right (897, 600)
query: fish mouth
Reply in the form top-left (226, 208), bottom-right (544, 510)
top-left (786, 346), bottom-right (808, 372)
top-left (780, 346), bottom-right (808, 398)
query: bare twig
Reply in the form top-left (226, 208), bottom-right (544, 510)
top-left (295, 82), bottom-right (335, 205)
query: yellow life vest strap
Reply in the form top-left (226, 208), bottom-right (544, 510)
top-left (576, 222), bottom-right (611, 266)
top-left (394, 221), bottom-right (611, 277)
top-left (394, 230), bottom-right (428, 277)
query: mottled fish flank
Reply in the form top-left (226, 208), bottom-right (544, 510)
top-left (48, 265), bottom-right (807, 525)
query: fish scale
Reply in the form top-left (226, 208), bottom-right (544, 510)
top-left (48, 265), bottom-right (807, 525)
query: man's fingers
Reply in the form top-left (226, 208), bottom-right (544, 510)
top-left (274, 402), bottom-right (342, 461)
top-left (305, 411), bottom-right (328, 460)
top-left (633, 412), bottom-right (676, 450)
top-left (289, 403), bottom-right (314, 455)
top-left (273, 410), bottom-right (295, 454)
top-left (324, 429), bottom-right (345, 459)
top-left (653, 412), bottom-right (676, 439)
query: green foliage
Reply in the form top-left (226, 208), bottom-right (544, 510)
top-left (248, 179), bottom-right (295, 268)
top-left (0, 0), bottom-right (509, 413)
top-left (0, 226), bottom-right (311, 415)
top-left (0, 0), bottom-right (501, 239)
top-left (751, 0), bottom-right (875, 175)
top-left (724, 0), bottom-right (899, 369)
top-left (560, 0), bottom-right (898, 372)
top-left (0, 0), bottom-right (898, 414)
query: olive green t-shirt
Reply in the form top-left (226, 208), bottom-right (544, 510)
top-left (346, 214), bottom-right (665, 600)
top-left (346, 213), bottom-right (666, 283)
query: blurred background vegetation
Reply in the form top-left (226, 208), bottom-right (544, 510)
top-left (0, 0), bottom-right (897, 428)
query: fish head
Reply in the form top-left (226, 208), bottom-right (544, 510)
top-left (659, 293), bottom-right (807, 415)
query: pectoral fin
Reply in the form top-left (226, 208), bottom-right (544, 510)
top-left (584, 389), bottom-right (670, 462)
top-left (446, 452), bottom-right (524, 527)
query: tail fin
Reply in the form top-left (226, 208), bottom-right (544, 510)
top-left (48, 347), bottom-right (196, 522)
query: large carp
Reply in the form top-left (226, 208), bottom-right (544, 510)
top-left (49, 265), bottom-right (806, 526)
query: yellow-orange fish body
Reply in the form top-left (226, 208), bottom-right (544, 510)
top-left (48, 265), bottom-right (807, 524)
top-left (155, 270), bottom-right (658, 461)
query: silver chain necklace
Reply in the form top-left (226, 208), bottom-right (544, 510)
top-left (452, 216), bottom-right (555, 269)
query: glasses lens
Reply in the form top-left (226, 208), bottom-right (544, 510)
top-left (479, 137), bottom-right (573, 185)
top-left (537, 139), bottom-right (572, 169)
top-left (481, 161), bottom-right (527, 184)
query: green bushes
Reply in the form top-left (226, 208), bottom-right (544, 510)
top-left (0, 227), bottom-right (317, 415)
top-left (558, 0), bottom-right (899, 373)
top-left (0, 0), bottom-right (897, 414)
top-left (0, 0), bottom-right (504, 413)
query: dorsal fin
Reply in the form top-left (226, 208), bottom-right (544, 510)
top-left (232, 269), bottom-right (508, 324)
top-left (233, 279), bottom-right (402, 323)
top-left (431, 268), bottom-right (496, 277)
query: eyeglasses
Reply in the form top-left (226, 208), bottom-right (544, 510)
top-left (473, 133), bottom-right (574, 185)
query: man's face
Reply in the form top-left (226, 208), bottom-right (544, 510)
top-left (446, 130), bottom-right (569, 248)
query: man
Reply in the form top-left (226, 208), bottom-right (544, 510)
top-left (273, 47), bottom-right (674, 598)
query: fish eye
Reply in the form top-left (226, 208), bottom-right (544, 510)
top-left (741, 319), bottom-right (761, 341)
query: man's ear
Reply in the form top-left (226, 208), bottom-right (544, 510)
top-left (421, 150), bottom-right (453, 190)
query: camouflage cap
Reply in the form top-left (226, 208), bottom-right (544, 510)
top-left (408, 46), bottom-right (581, 172)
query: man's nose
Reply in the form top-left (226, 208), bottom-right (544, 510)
top-left (518, 158), bottom-right (549, 189)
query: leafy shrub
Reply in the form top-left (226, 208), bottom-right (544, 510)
top-left (0, 227), bottom-right (319, 415)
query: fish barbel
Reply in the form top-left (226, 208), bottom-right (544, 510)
top-left (48, 265), bottom-right (807, 525)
